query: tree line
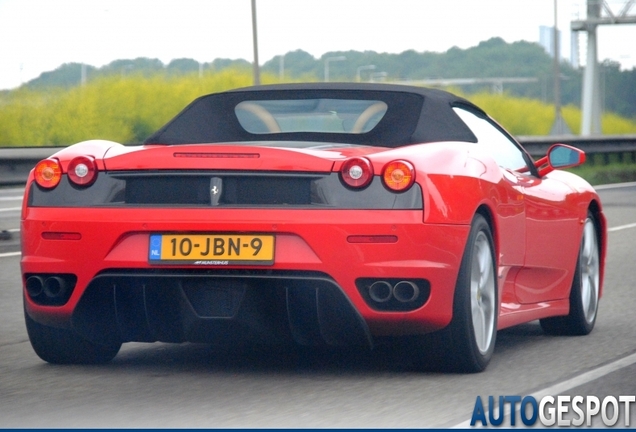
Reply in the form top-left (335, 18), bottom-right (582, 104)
top-left (3, 37), bottom-right (635, 122)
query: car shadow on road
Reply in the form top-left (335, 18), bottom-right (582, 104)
top-left (495, 321), bottom-right (546, 349)
top-left (29, 320), bottom-right (558, 375)
top-left (95, 321), bottom-right (552, 375)
top-left (107, 340), bottom-right (421, 375)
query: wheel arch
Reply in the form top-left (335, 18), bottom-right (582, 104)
top-left (475, 204), bottom-right (499, 265)
top-left (587, 198), bottom-right (607, 298)
top-left (443, 207), bottom-right (499, 372)
top-left (473, 204), bottom-right (501, 313)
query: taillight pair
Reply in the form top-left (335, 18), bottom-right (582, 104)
top-left (34, 156), bottom-right (98, 189)
top-left (340, 157), bottom-right (415, 192)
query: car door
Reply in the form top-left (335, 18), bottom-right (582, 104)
top-left (453, 107), bottom-right (577, 304)
top-left (514, 173), bottom-right (582, 303)
top-left (453, 108), bottom-right (527, 278)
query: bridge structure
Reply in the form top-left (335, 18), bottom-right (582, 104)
top-left (572, 0), bottom-right (636, 136)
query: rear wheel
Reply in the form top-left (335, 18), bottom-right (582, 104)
top-left (540, 215), bottom-right (600, 335)
top-left (414, 214), bottom-right (497, 373)
top-left (25, 307), bottom-right (121, 364)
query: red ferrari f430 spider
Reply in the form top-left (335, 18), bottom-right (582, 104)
top-left (21, 84), bottom-right (606, 372)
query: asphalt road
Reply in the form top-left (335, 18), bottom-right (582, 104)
top-left (1, 183), bottom-right (635, 428)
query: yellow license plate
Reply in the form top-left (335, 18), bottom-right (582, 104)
top-left (149, 234), bottom-right (275, 265)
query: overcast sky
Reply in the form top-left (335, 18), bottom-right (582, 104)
top-left (0, 0), bottom-right (634, 90)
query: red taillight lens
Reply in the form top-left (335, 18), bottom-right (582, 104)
top-left (382, 160), bottom-right (415, 192)
top-left (34, 158), bottom-right (62, 189)
top-left (340, 157), bottom-right (373, 188)
top-left (67, 156), bottom-right (98, 186)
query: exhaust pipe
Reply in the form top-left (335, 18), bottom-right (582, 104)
top-left (368, 281), bottom-right (393, 303)
top-left (393, 281), bottom-right (420, 303)
top-left (26, 276), bottom-right (44, 298)
top-left (43, 276), bottom-right (68, 299)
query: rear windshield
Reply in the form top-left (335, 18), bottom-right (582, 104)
top-left (235, 99), bottom-right (388, 134)
top-left (144, 85), bottom-right (480, 147)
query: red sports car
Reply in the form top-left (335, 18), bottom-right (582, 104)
top-left (21, 83), bottom-right (606, 372)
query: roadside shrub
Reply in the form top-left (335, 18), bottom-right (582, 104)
top-left (465, 92), bottom-right (636, 136)
top-left (1, 77), bottom-right (635, 146)
top-left (0, 68), bottom-right (269, 146)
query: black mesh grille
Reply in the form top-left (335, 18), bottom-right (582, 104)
top-left (126, 176), bottom-right (211, 205)
top-left (219, 176), bottom-right (312, 205)
top-left (124, 175), bottom-right (312, 205)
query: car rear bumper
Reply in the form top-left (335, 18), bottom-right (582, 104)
top-left (22, 207), bottom-right (469, 345)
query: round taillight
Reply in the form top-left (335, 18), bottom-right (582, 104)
top-left (340, 157), bottom-right (373, 188)
top-left (383, 160), bottom-right (415, 192)
top-left (67, 156), bottom-right (98, 186)
top-left (34, 158), bottom-right (62, 189)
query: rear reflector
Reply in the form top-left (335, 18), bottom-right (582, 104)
top-left (347, 235), bottom-right (398, 244)
top-left (41, 232), bottom-right (82, 240)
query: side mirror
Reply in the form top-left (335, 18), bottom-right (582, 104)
top-left (535, 144), bottom-right (586, 177)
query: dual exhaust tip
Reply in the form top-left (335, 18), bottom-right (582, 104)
top-left (368, 280), bottom-right (420, 304)
top-left (26, 275), bottom-right (74, 304)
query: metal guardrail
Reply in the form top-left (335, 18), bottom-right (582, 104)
top-left (0, 147), bottom-right (65, 186)
top-left (517, 134), bottom-right (636, 160)
top-left (1, 135), bottom-right (636, 186)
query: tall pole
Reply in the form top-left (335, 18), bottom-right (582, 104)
top-left (81, 63), bottom-right (87, 86)
top-left (581, 0), bottom-right (601, 135)
top-left (356, 65), bottom-right (376, 82)
top-left (279, 55), bottom-right (284, 81)
top-left (550, 0), bottom-right (569, 135)
top-left (324, 56), bottom-right (346, 82)
top-left (571, 0), bottom-right (636, 135)
top-left (251, 0), bottom-right (260, 85)
top-left (553, 0), bottom-right (562, 128)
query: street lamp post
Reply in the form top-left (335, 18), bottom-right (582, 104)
top-left (550, 0), bottom-right (567, 135)
top-left (279, 55), bottom-right (284, 81)
top-left (324, 56), bottom-right (346, 82)
top-left (81, 63), bottom-right (87, 86)
top-left (370, 72), bottom-right (387, 82)
top-left (251, 0), bottom-right (260, 85)
top-left (356, 65), bottom-right (376, 82)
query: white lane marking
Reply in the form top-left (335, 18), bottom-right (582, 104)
top-left (452, 351), bottom-right (636, 428)
top-left (595, 181), bottom-right (636, 190)
top-left (0, 188), bottom-right (24, 194)
top-left (6, 228), bottom-right (20, 233)
top-left (0, 251), bottom-right (20, 258)
top-left (0, 196), bottom-right (23, 202)
top-left (0, 207), bottom-right (21, 213)
top-left (608, 222), bottom-right (636, 232)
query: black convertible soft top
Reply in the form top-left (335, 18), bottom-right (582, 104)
top-left (145, 83), bottom-right (482, 147)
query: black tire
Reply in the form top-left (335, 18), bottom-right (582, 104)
top-left (414, 214), bottom-right (498, 373)
top-left (540, 214), bottom-right (600, 336)
top-left (25, 307), bottom-right (121, 364)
